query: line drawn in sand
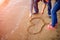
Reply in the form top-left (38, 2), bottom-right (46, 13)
top-left (27, 17), bottom-right (48, 35)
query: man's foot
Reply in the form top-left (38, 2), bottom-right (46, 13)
top-left (29, 12), bottom-right (38, 17)
top-left (47, 23), bottom-right (57, 30)
top-left (33, 12), bottom-right (38, 14)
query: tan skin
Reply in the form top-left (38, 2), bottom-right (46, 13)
top-left (41, 3), bottom-right (46, 14)
top-left (41, 0), bottom-right (48, 14)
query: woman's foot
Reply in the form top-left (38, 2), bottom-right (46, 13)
top-left (47, 23), bottom-right (57, 30)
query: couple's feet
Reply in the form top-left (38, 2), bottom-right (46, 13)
top-left (47, 23), bottom-right (57, 30)
top-left (29, 13), bottom-right (57, 31)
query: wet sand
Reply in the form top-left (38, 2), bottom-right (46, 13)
top-left (0, 0), bottom-right (60, 40)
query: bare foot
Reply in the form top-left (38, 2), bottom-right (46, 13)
top-left (46, 23), bottom-right (57, 30)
